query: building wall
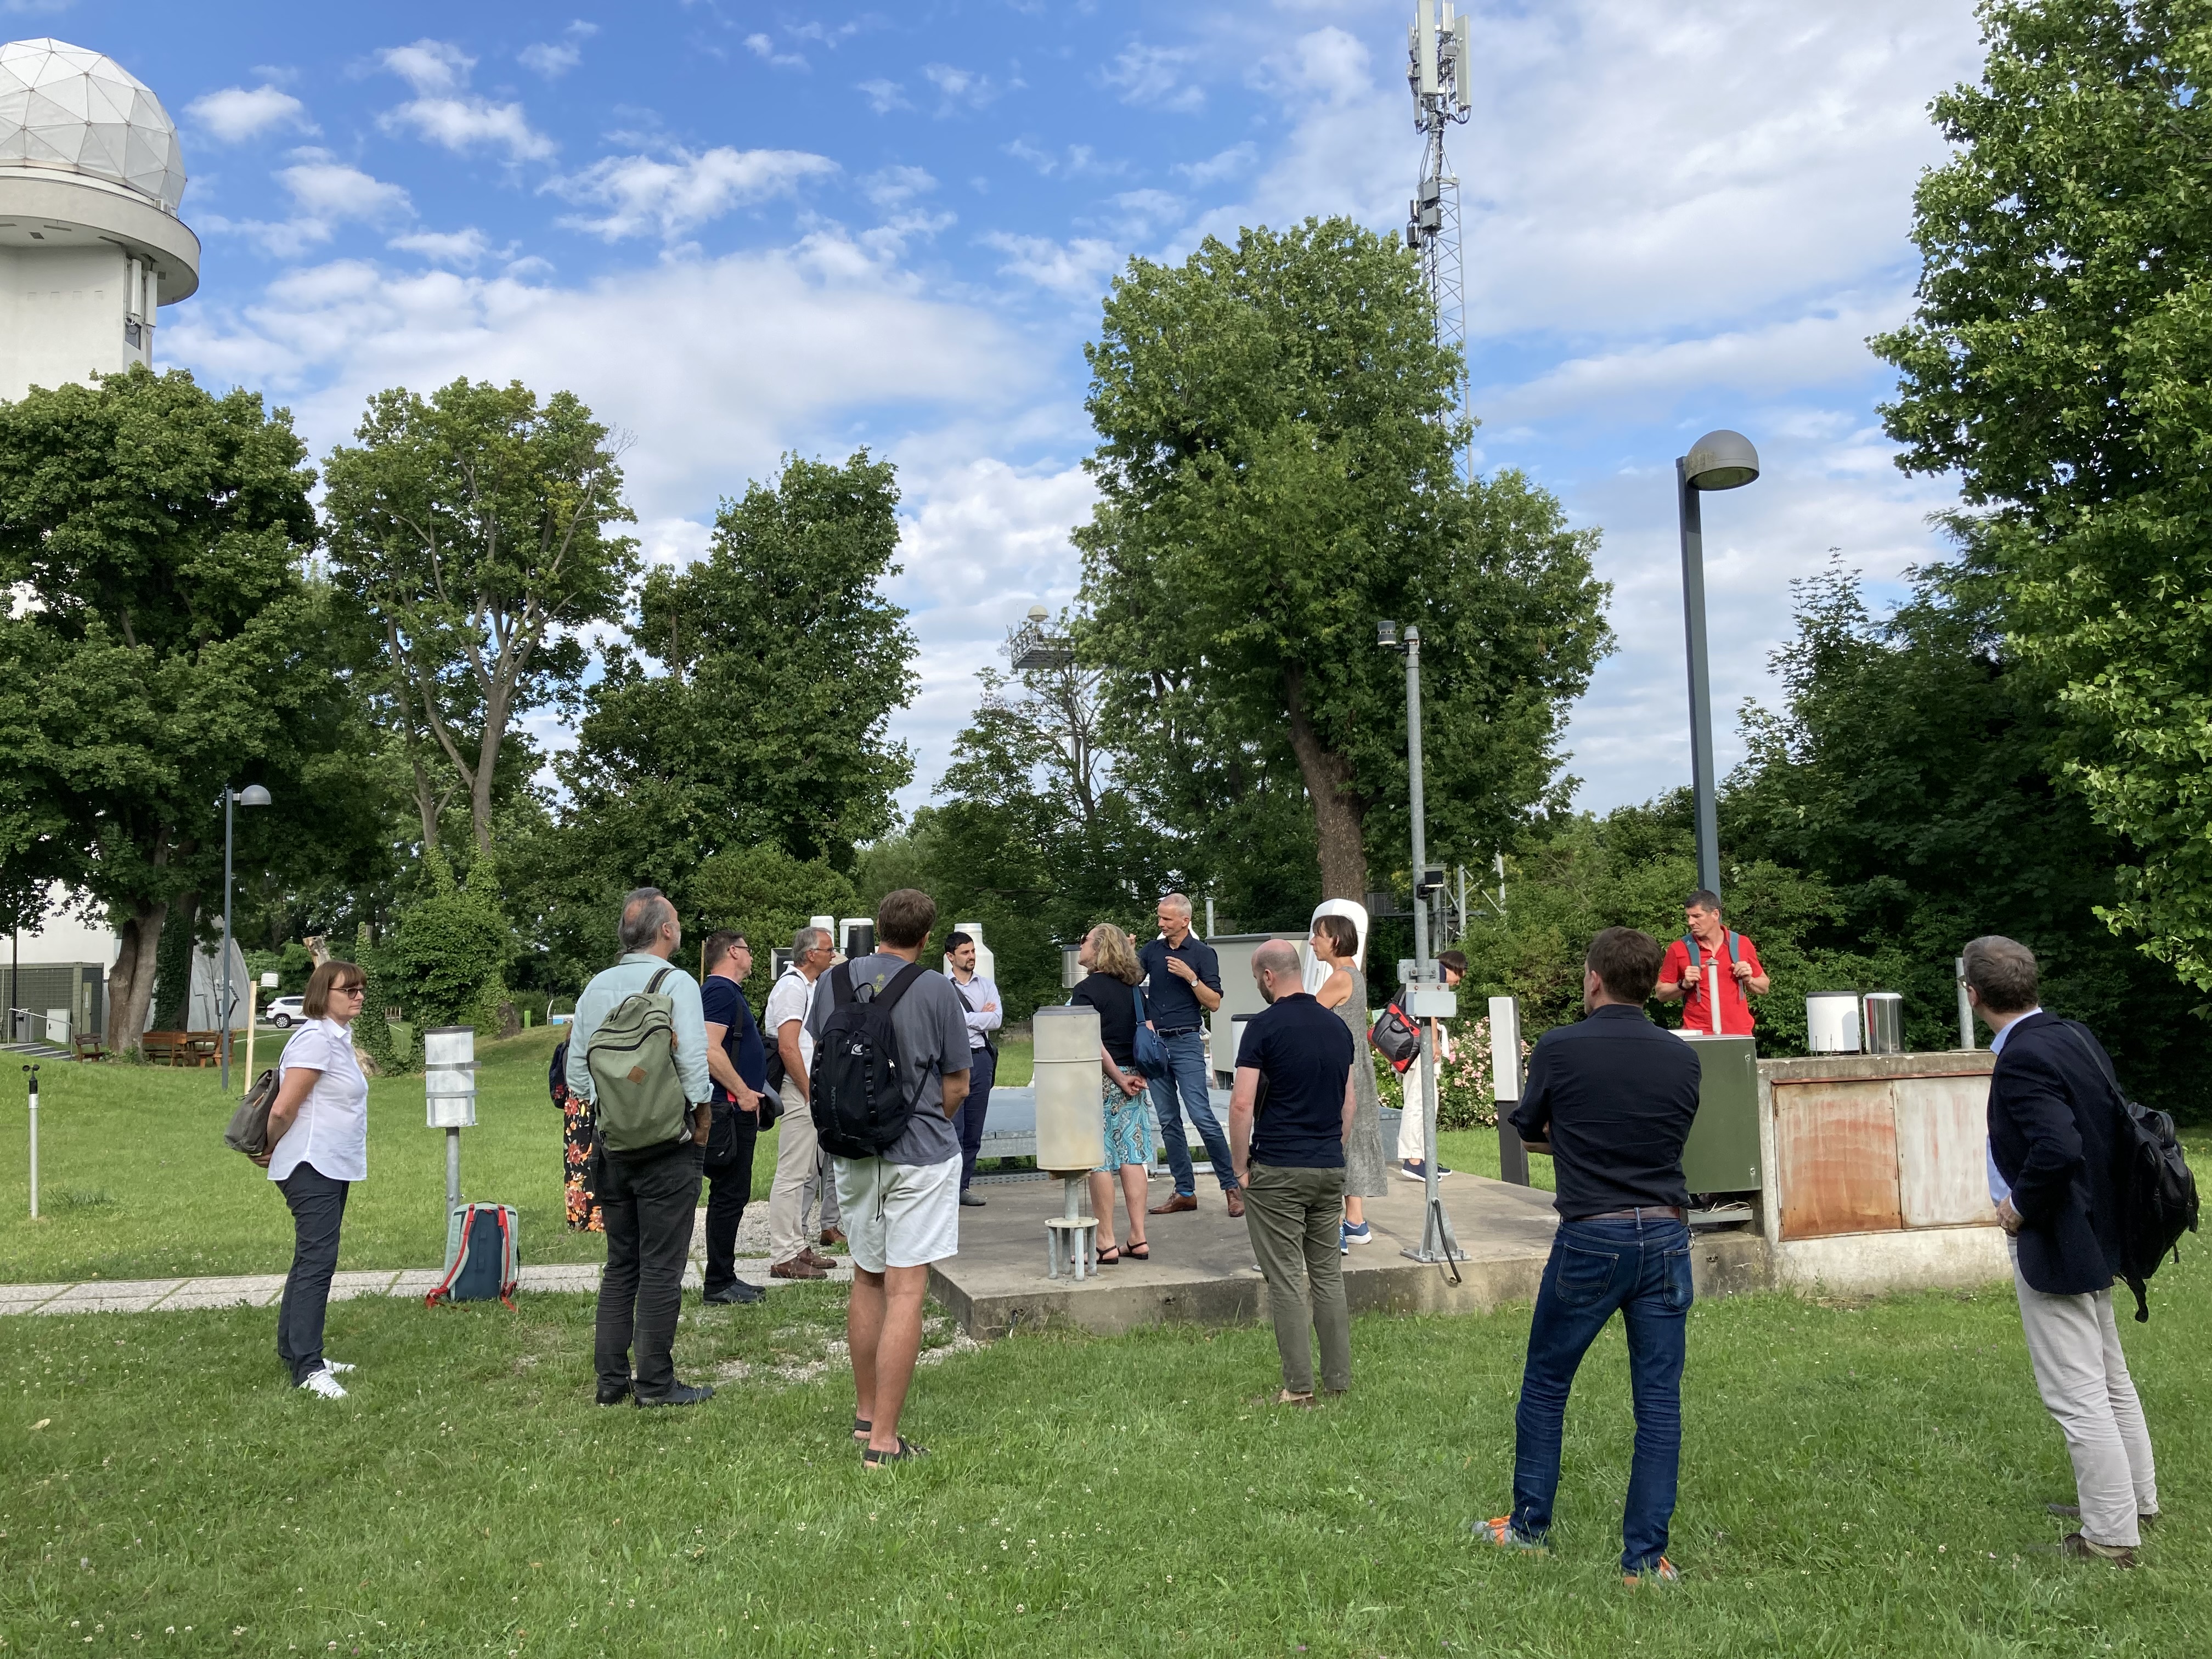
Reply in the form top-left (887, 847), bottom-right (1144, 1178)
top-left (8, 884), bottom-right (120, 968)
top-left (0, 241), bottom-right (139, 402)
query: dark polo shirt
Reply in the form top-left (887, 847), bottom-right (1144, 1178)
top-left (1508, 1003), bottom-right (1702, 1219)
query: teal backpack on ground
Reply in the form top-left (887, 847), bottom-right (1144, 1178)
top-left (425, 1203), bottom-right (518, 1308)
top-left (585, 966), bottom-right (691, 1153)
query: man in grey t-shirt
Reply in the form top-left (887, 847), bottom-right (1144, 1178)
top-left (805, 888), bottom-right (971, 1468)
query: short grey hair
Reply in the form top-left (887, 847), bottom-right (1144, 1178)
top-left (1962, 934), bottom-right (2039, 1015)
top-left (792, 924), bottom-right (829, 957)
top-left (1159, 891), bottom-right (1193, 917)
top-left (1251, 938), bottom-right (1301, 979)
top-left (618, 887), bottom-right (676, 953)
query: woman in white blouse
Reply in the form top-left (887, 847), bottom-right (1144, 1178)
top-left (251, 960), bottom-right (370, 1398)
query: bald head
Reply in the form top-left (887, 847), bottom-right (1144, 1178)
top-left (1251, 938), bottom-right (1302, 1005)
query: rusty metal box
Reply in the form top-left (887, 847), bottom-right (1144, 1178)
top-left (1677, 1034), bottom-right (1761, 1194)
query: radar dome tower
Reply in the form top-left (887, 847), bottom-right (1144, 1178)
top-left (0, 37), bottom-right (199, 401)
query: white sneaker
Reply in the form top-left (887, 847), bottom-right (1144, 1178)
top-left (323, 1359), bottom-right (357, 1375)
top-left (298, 1367), bottom-right (348, 1399)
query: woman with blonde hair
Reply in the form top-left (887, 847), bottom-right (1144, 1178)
top-left (1070, 922), bottom-right (1152, 1263)
top-left (251, 959), bottom-right (371, 1398)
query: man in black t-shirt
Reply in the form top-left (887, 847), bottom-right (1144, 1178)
top-left (1229, 938), bottom-right (1357, 1405)
top-left (1477, 927), bottom-right (1701, 1585)
top-left (698, 931), bottom-right (769, 1307)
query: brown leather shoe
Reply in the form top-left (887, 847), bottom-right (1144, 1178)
top-left (771, 1256), bottom-right (829, 1280)
top-left (2059, 1533), bottom-right (2137, 1568)
top-left (1224, 1188), bottom-right (1245, 1218)
top-left (1148, 1193), bottom-right (1198, 1215)
top-left (820, 1227), bottom-right (847, 1247)
top-left (799, 1246), bottom-right (838, 1270)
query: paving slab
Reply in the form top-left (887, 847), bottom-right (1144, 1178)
top-left (928, 1170), bottom-right (1770, 1339)
top-left (0, 1282), bottom-right (66, 1313)
top-left (31, 1279), bottom-right (187, 1315)
top-left (162, 1274), bottom-right (288, 1311)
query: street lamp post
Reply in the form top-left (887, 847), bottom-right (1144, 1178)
top-left (1674, 430), bottom-right (1761, 901)
top-left (1378, 618), bottom-right (1463, 1275)
top-left (219, 783), bottom-right (272, 1090)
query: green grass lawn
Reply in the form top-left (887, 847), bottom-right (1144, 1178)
top-left (0, 1030), bottom-right (1037, 1284)
top-left (3, 1250), bottom-right (2209, 1657)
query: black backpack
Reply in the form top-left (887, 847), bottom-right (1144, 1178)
top-left (2061, 1024), bottom-right (2200, 1323)
top-left (810, 960), bottom-right (927, 1158)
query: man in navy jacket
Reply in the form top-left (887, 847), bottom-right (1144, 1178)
top-left (1968, 934), bottom-right (2159, 1566)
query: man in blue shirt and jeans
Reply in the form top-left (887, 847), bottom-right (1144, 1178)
top-left (1478, 926), bottom-right (1702, 1585)
top-left (1138, 891), bottom-right (1242, 1218)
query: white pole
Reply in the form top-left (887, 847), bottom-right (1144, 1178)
top-left (244, 980), bottom-right (259, 1088)
top-left (25, 1064), bottom-right (38, 1221)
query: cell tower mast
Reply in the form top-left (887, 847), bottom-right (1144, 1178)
top-left (1404, 1), bottom-right (1474, 477)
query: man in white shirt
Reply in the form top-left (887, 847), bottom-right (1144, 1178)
top-left (766, 924), bottom-right (840, 1280)
top-left (945, 930), bottom-right (1003, 1208)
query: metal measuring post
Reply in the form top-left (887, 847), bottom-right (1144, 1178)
top-left (423, 1026), bottom-right (478, 1233)
top-left (1490, 995), bottom-right (1529, 1186)
top-left (22, 1063), bottom-right (38, 1221)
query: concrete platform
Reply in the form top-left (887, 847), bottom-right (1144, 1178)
top-left (928, 1170), bottom-right (1772, 1339)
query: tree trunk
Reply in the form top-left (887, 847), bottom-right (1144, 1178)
top-left (108, 900), bottom-right (167, 1053)
top-left (1283, 664), bottom-right (1369, 901)
top-left (151, 889), bottom-right (199, 1029)
top-left (471, 687), bottom-right (510, 858)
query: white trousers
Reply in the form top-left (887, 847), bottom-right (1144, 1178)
top-left (769, 1079), bottom-right (828, 1265)
top-left (2013, 1247), bottom-right (2158, 1548)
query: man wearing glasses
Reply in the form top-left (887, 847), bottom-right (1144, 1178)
top-left (699, 930), bottom-right (768, 1306)
top-left (765, 925), bottom-right (841, 1280)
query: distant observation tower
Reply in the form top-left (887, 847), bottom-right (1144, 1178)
top-left (0, 37), bottom-right (198, 402)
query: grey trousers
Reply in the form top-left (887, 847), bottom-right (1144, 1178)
top-left (1243, 1160), bottom-right (1351, 1395)
top-left (2013, 1245), bottom-right (2159, 1547)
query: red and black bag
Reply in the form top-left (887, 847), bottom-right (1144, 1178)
top-left (1369, 1001), bottom-right (1421, 1075)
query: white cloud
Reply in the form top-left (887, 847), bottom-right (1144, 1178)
top-left (520, 42), bottom-right (580, 78)
top-left (745, 32), bottom-right (808, 70)
top-left (923, 64), bottom-right (998, 112)
top-left (863, 165), bottom-right (937, 208)
top-left (185, 85), bottom-right (315, 144)
top-left (376, 37), bottom-right (556, 162)
top-left (199, 151), bottom-right (411, 257)
top-left (980, 232), bottom-right (1122, 296)
top-left (1104, 188), bottom-right (1186, 240)
top-left (387, 227), bottom-right (495, 267)
top-left (858, 78), bottom-right (911, 114)
top-left (1102, 41), bottom-right (1204, 112)
top-left (549, 147), bottom-right (838, 241)
top-left (1173, 142), bottom-right (1255, 187)
top-left (1002, 139), bottom-right (1122, 179)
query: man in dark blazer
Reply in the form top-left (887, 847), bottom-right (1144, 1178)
top-left (1967, 934), bottom-right (2159, 1567)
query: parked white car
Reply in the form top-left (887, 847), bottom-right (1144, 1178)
top-left (267, 995), bottom-right (307, 1028)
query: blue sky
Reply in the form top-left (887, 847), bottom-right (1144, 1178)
top-left (38, 0), bottom-right (1987, 819)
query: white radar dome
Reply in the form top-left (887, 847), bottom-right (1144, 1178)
top-left (0, 37), bottom-right (186, 214)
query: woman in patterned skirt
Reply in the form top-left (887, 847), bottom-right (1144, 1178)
top-left (1070, 922), bottom-right (1152, 1264)
top-left (551, 1034), bottom-right (603, 1232)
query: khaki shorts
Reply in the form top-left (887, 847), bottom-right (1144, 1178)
top-left (832, 1153), bottom-right (961, 1273)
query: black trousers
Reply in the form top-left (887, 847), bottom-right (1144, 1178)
top-left (595, 1140), bottom-right (703, 1396)
top-left (702, 1108), bottom-right (760, 1297)
top-left (277, 1161), bottom-right (349, 1385)
top-left (956, 1044), bottom-right (997, 1191)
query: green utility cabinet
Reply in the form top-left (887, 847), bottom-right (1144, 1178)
top-left (1677, 1034), bottom-right (1762, 1194)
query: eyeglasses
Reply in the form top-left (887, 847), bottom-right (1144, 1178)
top-left (336, 985), bottom-right (366, 998)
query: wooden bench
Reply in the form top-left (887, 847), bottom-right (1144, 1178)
top-left (72, 1033), bottom-right (110, 1062)
top-left (141, 1030), bottom-right (193, 1066)
top-left (183, 1031), bottom-right (222, 1068)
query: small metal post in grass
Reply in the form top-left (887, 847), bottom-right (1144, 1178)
top-left (23, 1062), bottom-right (38, 1220)
top-left (425, 1026), bottom-right (478, 1261)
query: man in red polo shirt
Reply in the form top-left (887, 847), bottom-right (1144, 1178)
top-left (1654, 890), bottom-right (1768, 1036)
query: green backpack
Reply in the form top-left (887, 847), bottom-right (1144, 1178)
top-left (585, 966), bottom-right (692, 1153)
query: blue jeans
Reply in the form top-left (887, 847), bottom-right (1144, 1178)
top-left (1510, 1215), bottom-right (1694, 1572)
top-left (1147, 1028), bottom-right (1238, 1195)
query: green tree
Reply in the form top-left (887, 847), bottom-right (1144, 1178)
top-left (1077, 219), bottom-right (1611, 901)
top-left (1874, 0), bottom-right (2212, 985)
top-left (382, 848), bottom-right (514, 1042)
top-left (323, 378), bottom-right (639, 857)
top-left (689, 843), bottom-right (858, 1007)
top-left (559, 450), bottom-right (916, 885)
top-left (1728, 561), bottom-right (2204, 1109)
top-left (0, 366), bottom-right (381, 1048)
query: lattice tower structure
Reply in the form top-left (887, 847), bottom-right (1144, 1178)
top-left (1404, 2), bottom-right (1473, 477)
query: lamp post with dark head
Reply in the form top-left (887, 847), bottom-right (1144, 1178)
top-left (219, 783), bottom-right (272, 1090)
top-left (1675, 430), bottom-right (1760, 902)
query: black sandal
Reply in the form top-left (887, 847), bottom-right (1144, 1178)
top-left (861, 1436), bottom-right (928, 1468)
top-left (1096, 1245), bottom-right (1122, 1266)
top-left (1123, 1240), bottom-right (1150, 1260)
top-left (852, 1415), bottom-right (871, 1442)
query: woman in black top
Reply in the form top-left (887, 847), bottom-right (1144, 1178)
top-left (1072, 923), bottom-right (1151, 1263)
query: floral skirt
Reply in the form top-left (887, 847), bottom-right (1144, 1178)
top-left (559, 1083), bottom-right (603, 1233)
top-left (1099, 1075), bottom-right (1153, 1172)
